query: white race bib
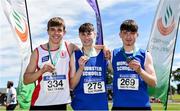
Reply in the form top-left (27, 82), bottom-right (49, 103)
top-left (84, 81), bottom-right (105, 94)
top-left (43, 75), bottom-right (66, 93)
top-left (118, 74), bottom-right (139, 90)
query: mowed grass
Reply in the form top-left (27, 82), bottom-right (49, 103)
top-left (1, 94), bottom-right (180, 111)
top-left (0, 103), bottom-right (180, 111)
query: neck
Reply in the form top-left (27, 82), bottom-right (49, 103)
top-left (123, 45), bottom-right (135, 52)
top-left (82, 45), bottom-right (94, 52)
top-left (48, 41), bottom-right (62, 50)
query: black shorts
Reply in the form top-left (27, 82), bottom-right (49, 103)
top-left (30, 104), bottom-right (67, 110)
top-left (112, 107), bottom-right (152, 111)
top-left (6, 104), bottom-right (17, 111)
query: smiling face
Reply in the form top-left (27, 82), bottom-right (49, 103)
top-left (119, 19), bottom-right (139, 47)
top-left (47, 17), bottom-right (66, 44)
top-left (120, 30), bottom-right (138, 47)
top-left (79, 23), bottom-right (96, 47)
top-left (48, 26), bottom-right (65, 44)
top-left (79, 31), bottom-right (95, 47)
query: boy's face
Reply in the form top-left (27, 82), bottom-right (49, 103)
top-left (79, 31), bottom-right (96, 47)
top-left (120, 30), bottom-right (138, 47)
top-left (48, 26), bottom-right (65, 44)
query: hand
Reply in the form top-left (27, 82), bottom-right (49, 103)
top-left (78, 56), bottom-right (88, 70)
top-left (6, 103), bottom-right (9, 107)
top-left (128, 60), bottom-right (142, 74)
top-left (41, 63), bottom-right (55, 74)
top-left (103, 46), bottom-right (111, 60)
top-left (104, 49), bottom-right (111, 60)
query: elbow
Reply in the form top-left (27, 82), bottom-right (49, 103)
top-left (23, 79), bottom-right (28, 85)
top-left (150, 78), bottom-right (157, 87)
top-left (69, 81), bottom-right (75, 90)
top-left (150, 81), bottom-right (157, 87)
top-left (23, 74), bottom-right (29, 85)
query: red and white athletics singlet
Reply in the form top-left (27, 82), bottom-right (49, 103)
top-left (31, 40), bottom-right (71, 106)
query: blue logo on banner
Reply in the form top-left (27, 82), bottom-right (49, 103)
top-left (42, 55), bottom-right (49, 62)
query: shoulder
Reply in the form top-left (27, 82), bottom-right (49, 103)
top-left (113, 48), bottom-right (121, 55)
top-left (94, 47), bottom-right (102, 53)
top-left (65, 40), bottom-right (79, 55)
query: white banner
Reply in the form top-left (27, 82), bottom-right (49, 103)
top-left (1, 0), bottom-right (34, 109)
top-left (147, 0), bottom-right (180, 108)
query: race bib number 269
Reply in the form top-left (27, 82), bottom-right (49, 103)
top-left (118, 77), bottom-right (139, 90)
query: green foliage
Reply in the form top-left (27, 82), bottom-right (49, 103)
top-left (106, 68), bottom-right (113, 84)
top-left (172, 68), bottom-right (180, 81)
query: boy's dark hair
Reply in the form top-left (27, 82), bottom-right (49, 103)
top-left (7, 81), bottom-right (13, 88)
top-left (79, 23), bottom-right (94, 33)
top-left (47, 17), bottom-right (65, 31)
top-left (120, 19), bottom-right (138, 32)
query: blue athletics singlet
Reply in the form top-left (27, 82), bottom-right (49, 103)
top-left (112, 47), bottom-right (150, 107)
top-left (71, 50), bottom-right (108, 110)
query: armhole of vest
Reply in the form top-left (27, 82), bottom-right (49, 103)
top-left (144, 50), bottom-right (147, 67)
top-left (65, 41), bottom-right (70, 58)
top-left (65, 41), bottom-right (71, 87)
top-left (35, 48), bottom-right (40, 69)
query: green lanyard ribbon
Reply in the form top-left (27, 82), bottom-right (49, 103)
top-left (121, 47), bottom-right (136, 63)
top-left (82, 47), bottom-right (96, 57)
top-left (47, 42), bottom-right (63, 66)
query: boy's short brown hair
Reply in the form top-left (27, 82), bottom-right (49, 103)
top-left (79, 23), bottom-right (94, 33)
top-left (120, 19), bottom-right (138, 32)
top-left (47, 17), bottom-right (66, 31)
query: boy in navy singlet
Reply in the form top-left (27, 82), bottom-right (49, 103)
top-left (70, 23), bottom-right (109, 110)
top-left (109, 19), bottom-right (157, 111)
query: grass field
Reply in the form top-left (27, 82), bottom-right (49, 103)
top-left (1, 94), bottom-right (180, 111)
top-left (0, 103), bottom-right (180, 111)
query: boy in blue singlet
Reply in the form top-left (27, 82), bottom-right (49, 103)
top-left (70, 23), bottom-right (109, 110)
top-left (109, 19), bottom-right (157, 111)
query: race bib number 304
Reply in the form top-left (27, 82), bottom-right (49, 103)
top-left (43, 75), bottom-right (66, 93)
top-left (84, 81), bottom-right (105, 94)
top-left (117, 74), bottom-right (139, 90)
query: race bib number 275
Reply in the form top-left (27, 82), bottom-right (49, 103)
top-left (84, 81), bottom-right (105, 94)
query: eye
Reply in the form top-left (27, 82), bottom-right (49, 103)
top-left (57, 28), bottom-right (63, 32)
top-left (49, 28), bottom-right (55, 31)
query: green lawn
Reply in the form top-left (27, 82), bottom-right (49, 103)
top-left (1, 94), bottom-right (180, 111)
top-left (1, 103), bottom-right (180, 111)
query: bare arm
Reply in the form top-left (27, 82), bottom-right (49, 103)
top-left (23, 49), bottom-right (55, 85)
top-left (70, 54), bottom-right (88, 89)
top-left (66, 41), bottom-right (79, 56)
top-left (128, 52), bottom-right (157, 87)
top-left (95, 45), bottom-right (111, 60)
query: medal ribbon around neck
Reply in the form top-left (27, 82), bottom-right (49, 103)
top-left (121, 47), bottom-right (136, 63)
top-left (47, 41), bottom-right (63, 67)
top-left (82, 47), bottom-right (96, 58)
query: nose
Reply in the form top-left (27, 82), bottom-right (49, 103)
top-left (83, 34), bottom-right (91, 39)
top-left (125, 32), bottom-right (132, 38)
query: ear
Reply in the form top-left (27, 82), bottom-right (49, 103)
top-left (136, 33), bottom-right (139, 37)
top-left (47, 29), bottom-right (50, 35)
top-left (94, 32), bottom-right (96, 38)
top-left (63, 30), bottom-right (66, 35)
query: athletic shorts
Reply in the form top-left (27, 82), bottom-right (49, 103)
top-left (30, 104), bottom-right (67, 110)
top-left (112, 107), bottom-right (151, 111)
